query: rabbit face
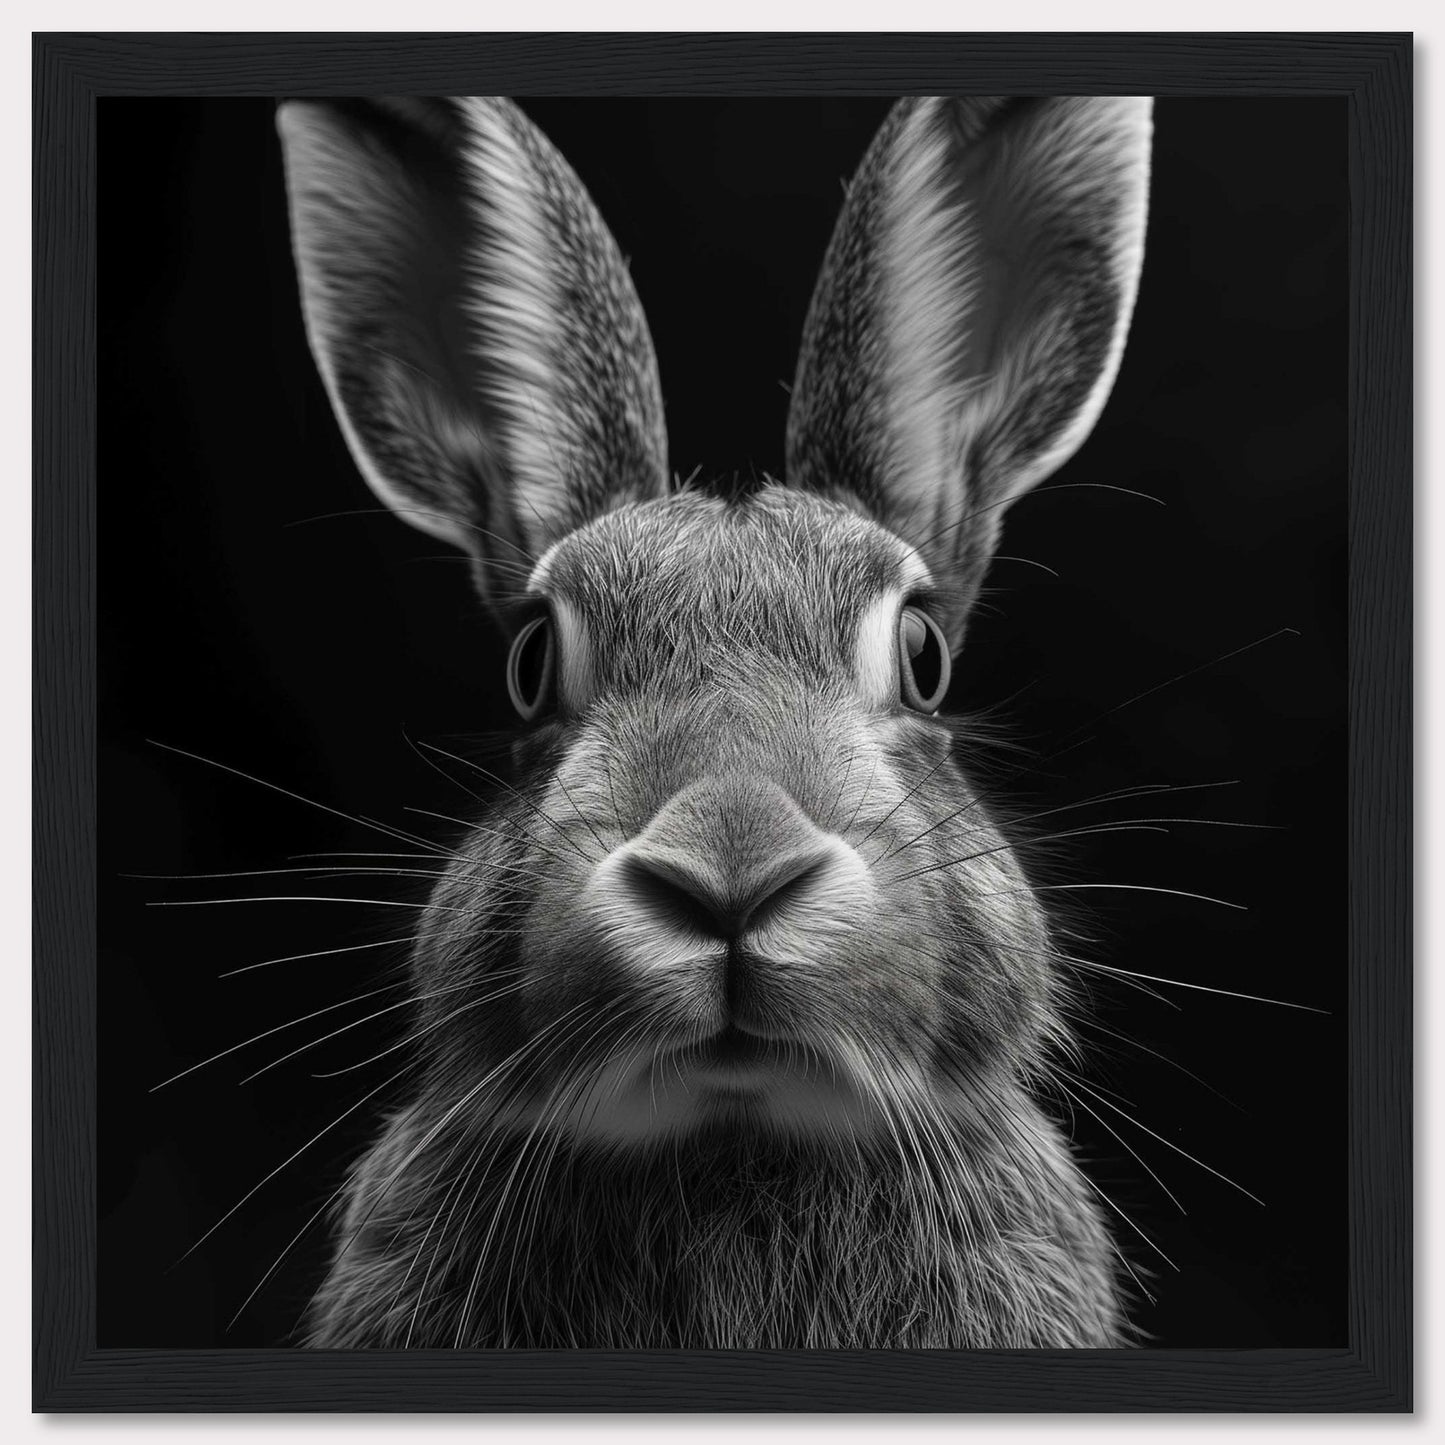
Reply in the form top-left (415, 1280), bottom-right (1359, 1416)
top-left (277, 91), bottom-right (1149, 1150)
top-left (404, 486), bottom-right (1057, 1146)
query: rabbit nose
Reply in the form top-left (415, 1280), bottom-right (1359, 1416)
top-left (618, 845), bottom-right (834, 942)
top-left (612, 774), bottom-right (849, 943)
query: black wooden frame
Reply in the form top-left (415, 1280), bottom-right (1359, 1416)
top-left (33, 31), bottom-right (1412, 1412)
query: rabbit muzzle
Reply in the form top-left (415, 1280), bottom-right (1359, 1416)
top-left (585, 773), bottom-right (877, 1062)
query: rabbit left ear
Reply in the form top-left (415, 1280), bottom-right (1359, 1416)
top-left (278, 97), bottom-right (669, 584)
top-left (786, 97), bottom-right (1152, 642)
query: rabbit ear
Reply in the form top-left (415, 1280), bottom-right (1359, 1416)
top-left (277, 97), bottom-right (668, 583)
top-left (786, 96), bottom-right (1152, 640)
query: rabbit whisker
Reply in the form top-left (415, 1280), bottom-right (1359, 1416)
top-left (882, 823), bottom-right (1171, 882)
top-left (875, 775), bottom-right (1263, 867)
top-left (1062, 1074), bottom-right (1264, 1206)
top-left (824, 749), bottom-right (858, 832)
top-left (402, 726), bottom-right (488, 805)
top-left (148, 894), bottom-right (489, 915)
top-left (151, 980), bottom-right (404, 1091)
top-left (939, 632), bottom-right (1296, 840)
top-left (1035, 629), bottom-right (1300, 775)
top-left (229, 1167), bottom-right (369, 1335)
top-left (918, 481), bottom-right (1166, 554)
top-left (990, 554), bottom-right (1059, 578)
top-left (1068, 1015), bottom-right (1245, 1109)
top-left (241, 977), bottom-right (516, 1085)
top-left (966, 1072), bottom-right (1168, 1291)
top-left (1060, 953), bottom-right (1326, 1014)
top-left (148, 738), bottom-right (444, 856)
top-left (853, 751), bottom-right (955, 849)
top-left (287, 494), bottom-right (537, 568)
top-left (844, 755), bottom-right (882, 834)
top-left (312, 975), bottom-right (532, 1079)
top-left (414, 742), bottom-right (603, 864)
top-left (401, 805), bottom-right (574, 870)
top-left (140, 866), bottom-right (456, 887)
top-left (176, 1057), bottom-right (420, 1270)
top-left (219, 934), bottom-right (424, 980)
top-left (288, 849), bottom-right (459, 862)
top-left (975, 881), bottom-right (1247, 911)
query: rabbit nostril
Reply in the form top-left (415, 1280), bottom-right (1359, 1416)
top-left (618, 849), bottom-right (833, 943)
top-left (619, 857), bottom-right (737, 938)
top-left (746, 861), bottom-right (826, 931)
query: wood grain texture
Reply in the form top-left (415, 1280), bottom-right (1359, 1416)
top-left (1343, 33), bottom-right (1413, 1413)
top-left (32, 31), bottom-right (1412, 1413)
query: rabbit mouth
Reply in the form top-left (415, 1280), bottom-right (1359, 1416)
top-left (689, 1023), bottom-right (772, 1067)
top-left (664, 1024), bottom-right (824, 1090)
top-left (550, 1022), bottom-right (873, 1143)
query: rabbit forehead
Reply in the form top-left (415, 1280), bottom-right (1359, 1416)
top-left (529, 487), bottom-right (930, 683)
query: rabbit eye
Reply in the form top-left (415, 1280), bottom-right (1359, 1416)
top-left (897, 606), bottom-right (950, 714)
top-left (506, 614), bottom-right (556, 721)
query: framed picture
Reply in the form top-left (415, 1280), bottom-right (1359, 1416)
top-left (35, 31), bottom-right (1411, 1411)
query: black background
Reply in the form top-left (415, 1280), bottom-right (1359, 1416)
top-left (97, 96), bottom-right (1347, 1349)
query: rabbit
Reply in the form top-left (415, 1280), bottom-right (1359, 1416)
top-left (276, 93), bottom-right (1152, 1350)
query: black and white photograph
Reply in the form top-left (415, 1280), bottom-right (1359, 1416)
top-left (91, 90), bottom-right (1353, 1357)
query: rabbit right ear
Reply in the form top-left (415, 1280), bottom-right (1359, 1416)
top-left (277, 98), bottom-right (669, 596)
top-left (786, 97), bottom-right (1152, 644)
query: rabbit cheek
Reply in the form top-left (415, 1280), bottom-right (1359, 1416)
top-left (863, 774), bottom-right (1058, 1086)
top-left (929, 872), bottom-right (1059, 1084)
